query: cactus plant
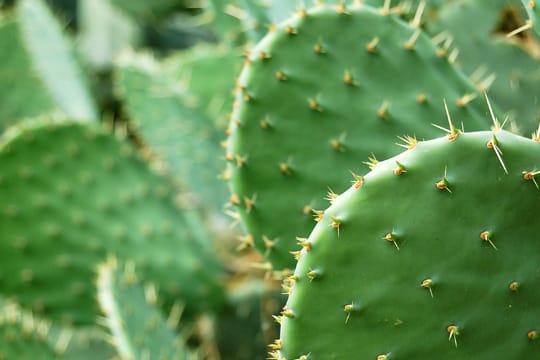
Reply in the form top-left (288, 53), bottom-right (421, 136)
top-left (428, 0), bottom-right (540, 135)
top-left (0, 0), bottom-right (97, 130)
top-left (226, 2), bottom-right (495, 270)
top-left (239, 0), bottom-right (446, 42)
top-left (115, 45), bottom-right (241, 215)
top-left (97, 258), bottom-right (191, 359)
top-left (0, 300), bottom-right (64, 359)
top-left (0, 118), bottom-right (224, 325)
top-left (277, 128), bottom-right (540, 359)
top-left (523, 0), bottom-right (540, 36)
top-left (2, 0), bottom-right (540, 358)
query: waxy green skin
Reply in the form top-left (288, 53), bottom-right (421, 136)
top-left (98, 259), bottom-right (189, 360)
top-left (429, 0), bottom-right (540, 136)
top-left (280, 130), bottom-right (540, 359)
top-left (0, 0), bottom-right (96, 131)
top-left (0, 120), bottom-right (224, 325)
top-left (227, 3), bottom-right (493, 270)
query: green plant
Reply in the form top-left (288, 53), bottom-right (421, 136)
top-left (0, 0), bottom-right (96, 130)
top-left (276, 129), bottom-right (540, 359)
top-left (225, 3), bottom-right (498, 271)
top-left (97, 258), bottom-right (191, 359)
top-left (0, 0), bottom-right (539, 359)
top-left (0, 119), bottom-right (224, 325)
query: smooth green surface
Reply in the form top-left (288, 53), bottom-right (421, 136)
top-left (98, 259), bottom-right (188, 360)
top-left (227, 3), bottom-right (493, 270)
top-left (0, 119), bottom-right (224, 325)
top-left (429, 0), bottom-right (540, 135)
top-left (280, 130), bottom-right (540, 359)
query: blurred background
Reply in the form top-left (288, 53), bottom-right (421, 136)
top-left (0, 0), bottom-right (282, 359)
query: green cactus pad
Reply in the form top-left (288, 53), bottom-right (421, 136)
top-left (523, 0), bottom-right (540, 37)
top-left (0, 119), bottom-right (224, 325)
top-left (205, 0), bottom-right (244, 43)
top-left (0, 301), bottom-right (62, 359)
top-left (226, 3), bottom-right (493, 270)
top-left (278, 130), bottom-right (540, 359)
top-left (241, 0), bottom-right (444, 41)
top-left (56, 327), bottom-right (117, 360)
top-left (0, 0), bottom-right (97, 130)
top-left (97, 258), bottom-right (189, 360)
top-left (429, 0), bottom-right (540, 135)
top-left (115, 46), bottom-right (240, 214)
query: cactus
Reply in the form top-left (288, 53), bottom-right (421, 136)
top-left (205, 0), bottom-right (244, 43)
top-left (522, 0), bottom-right (540, 37)
top-left (428, 0), bottom-right (540, 135)
top-left (115, 45), bottom-right (241, 214)
top-left (0, 298), bottom-right (117, 359)
top-left (277, 128), bottom-right (540, 359)
top-left (239, 0), bottom-right (445, 42)
top-left (0, 300), bottom-right (64, 359)
top-left (77, 0), bottom-right (141, 70)
top-left (0, 0), bottom-right (97, 130)
top-left (55, 327), bottom-right (117, 360)
top-left (97, 258), bottom-right (191, 360)
top-left (0, 118), bottom-right (224, 325)
top-left (226, 2), bottom-right (494, 270)
top-left (3, 0), bottom-right (540, 358)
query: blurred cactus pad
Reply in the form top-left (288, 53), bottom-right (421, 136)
top-left (0, 0), bottom-right (539, 359)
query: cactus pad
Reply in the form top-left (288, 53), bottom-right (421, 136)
top-left (278, 130), bottom-right (540, 359)
top-left (0, 119), bottom-right (224, 325)
top-left (0, 301), bottom-right (62, 359)
top-left (523, 0), bottom-right (540, 37)
top-left (0, 0), bottom-right (96, 129)
top-left (97, 258), bottom-right (189, 359)
top-left (429, 0), bottom-right (540, 135)
top-left (116, 47), bottom-right (240, 214)
top-left (226, 3), bottom-right (492, 270)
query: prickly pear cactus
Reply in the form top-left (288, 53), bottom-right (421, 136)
top-left (54, 327), bottom-right (117, 360)
top-left (0, 118), bottom-right (224, 325)
top-left (523, 0), bottom-right (540, 37)
top-left (241, 0), bottom-right (444, 42)
top-left (226, 2), bottom-right (493, 270)
top-left (115, 46), bottom-right (240, 214)
top-left (97, 258), bottom-right (190, 360)
top-left (0, 301), bottom-right (62, 359)
top-left (428, 0), bottom-right (540, 135)
top-left (277, 128), bottom-right (540, 359)
top-left (0, 0), bottom-right (97, 130)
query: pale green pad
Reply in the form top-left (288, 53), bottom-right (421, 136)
top-left (98, 259), bottom-right (188, 360)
